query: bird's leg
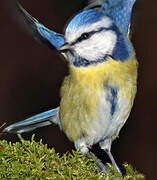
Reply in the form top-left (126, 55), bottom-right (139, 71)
top-left (75, 141), bottom-right (107, 172)
top-left (105, 149), bottom-right (122, 174)
top-left (86, 152), bottom-right (108, 172)
top-left (99, 139), bottom-right (122, 174)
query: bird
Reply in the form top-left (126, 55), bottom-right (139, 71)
top-left (3, 0), bottom-right (137, 174)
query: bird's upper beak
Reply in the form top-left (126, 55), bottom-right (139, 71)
top-left (58, 43), bottom-right (70, 53)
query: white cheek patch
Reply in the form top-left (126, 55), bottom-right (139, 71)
top-left (74, 30), bottom-right (117, 61)
top-left (65, 17), bottom-right (113, 43)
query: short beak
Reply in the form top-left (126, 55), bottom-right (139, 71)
top-left (58, 43), bottom-right (70, 53)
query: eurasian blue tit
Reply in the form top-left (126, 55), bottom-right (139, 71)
top-left (3, 0), bottom-right (137, 174)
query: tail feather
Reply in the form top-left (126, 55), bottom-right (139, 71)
top-left (3, 107), bottom-right (59, 134)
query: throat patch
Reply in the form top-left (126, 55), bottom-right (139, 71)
top-left (73, 55), bottom-right (109, 67)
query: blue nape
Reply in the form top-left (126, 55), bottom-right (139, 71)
top-left (110, 25), bottom-right (133, 61)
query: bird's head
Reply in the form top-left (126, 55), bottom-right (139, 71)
top-left (58, 9), bottom-right (134, 67)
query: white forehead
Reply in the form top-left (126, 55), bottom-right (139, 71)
top-left (65, 16), bottom-right (113, 43)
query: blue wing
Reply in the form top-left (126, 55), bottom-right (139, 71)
top-left (85, 0), bottom-right (136, 34)
top-left (16, 1), bottom-right (64, 49)
top-left (3, 107), bottom-right (59, 134)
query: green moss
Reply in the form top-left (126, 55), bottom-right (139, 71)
top-left (0, 134), bottom-right (145, 180)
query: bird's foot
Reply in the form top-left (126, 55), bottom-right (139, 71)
top-left (86, 152), bottom-right (108, 172)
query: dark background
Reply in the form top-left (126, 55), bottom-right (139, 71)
top-left (0, 0), bottom-right (156, 179)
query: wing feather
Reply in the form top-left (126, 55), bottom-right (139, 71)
top-left (16, 1), bottom-right (64, 49)
top-left (84, 0), bottom-right (136, 34)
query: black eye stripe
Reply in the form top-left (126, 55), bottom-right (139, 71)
top-left (70, 27), bottom-right (109, 46)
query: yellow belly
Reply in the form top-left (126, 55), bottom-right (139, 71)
top-left (59, 56), bottom-right (138, 142)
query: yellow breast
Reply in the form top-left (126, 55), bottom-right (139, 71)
top-left (59, 56), bottom-right (138, 142)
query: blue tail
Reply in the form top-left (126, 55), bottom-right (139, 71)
top-left (3, 107), bottom-right (59, 134)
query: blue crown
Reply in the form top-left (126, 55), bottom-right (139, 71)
top-left (66, 9), bottom-right (105, 32)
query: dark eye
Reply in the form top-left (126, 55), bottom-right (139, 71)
top-left (78, 33), bottom-right (90, 42)
top-left (81, 33), bottom-right (90, 39)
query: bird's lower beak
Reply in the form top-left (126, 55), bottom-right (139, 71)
top-left (58, 43), bottom-right (70, 53)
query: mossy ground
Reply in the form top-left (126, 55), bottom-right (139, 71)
top-left (0, 134), bottom-right (145, 180)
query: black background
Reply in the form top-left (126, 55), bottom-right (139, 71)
top-left (0, 0), bottom-right (156, 179)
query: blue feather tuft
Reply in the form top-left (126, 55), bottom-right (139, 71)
top-left (102, 0), bottom-right (136, 33)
